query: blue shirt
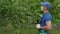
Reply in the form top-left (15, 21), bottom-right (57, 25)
top-left (40, 13), bottom-right (52, 26)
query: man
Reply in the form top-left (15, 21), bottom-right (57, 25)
top-left (38, 2), bottom-right (52, 34)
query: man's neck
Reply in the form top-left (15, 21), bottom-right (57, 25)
top-left (44, 10), bottom-right (49, 13)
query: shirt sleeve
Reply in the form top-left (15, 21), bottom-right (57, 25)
top-left (44, 15), bottom-right (52, 21)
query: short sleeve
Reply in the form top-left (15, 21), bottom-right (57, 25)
top-left (44, 15), bottom-right (52, 21)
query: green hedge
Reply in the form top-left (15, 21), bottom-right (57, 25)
top-left (0, 0), bottom-right (60, 34)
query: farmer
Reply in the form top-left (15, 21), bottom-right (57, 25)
top-left (38, 2), bottom-right (52, 34)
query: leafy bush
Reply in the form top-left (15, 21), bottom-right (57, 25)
top-left (0, 0), bottom-right (60, 34)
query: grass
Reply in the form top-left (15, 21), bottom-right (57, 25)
top-left (50, 30), bottom-right (60, 34)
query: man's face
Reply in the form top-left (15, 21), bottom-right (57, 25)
top-left (41, 6), bottom-right (47, 12)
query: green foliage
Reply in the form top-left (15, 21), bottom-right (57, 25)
top-left (0, 0), bottom-right (60, 34)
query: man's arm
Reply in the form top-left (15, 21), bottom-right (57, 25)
top-left (40, 21), bottom-right (51, 30)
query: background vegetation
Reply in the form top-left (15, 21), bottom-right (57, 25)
top-left (0, 0), bottom-right (60, 34)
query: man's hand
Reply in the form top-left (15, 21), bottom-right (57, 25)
top-left (36, 24), bottom-right (41, 29)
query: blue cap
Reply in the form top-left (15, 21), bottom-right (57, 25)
top-left (40, 2), bottom-right (51, 10)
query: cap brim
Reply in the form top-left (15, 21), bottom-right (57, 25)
top-left (40, 2), bottom-right (45, 5)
